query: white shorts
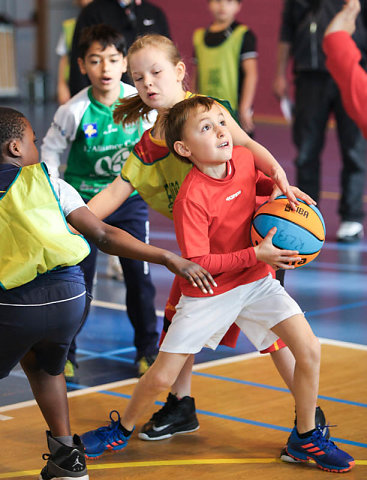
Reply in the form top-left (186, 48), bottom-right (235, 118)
top-left (160, 274), bottom-right (302, 354)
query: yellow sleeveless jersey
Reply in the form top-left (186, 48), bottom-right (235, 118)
top-left (0, 162), bottom-right (90, 290)
top-left (120, 92), bottom-right (235, 218)
top-left (193, 25), bottom-right (248, 111)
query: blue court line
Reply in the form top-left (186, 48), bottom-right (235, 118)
top-left (305, 300), bottom-right (367, 317)
top-left (65, 384), bottom-right (367, 449)
top-left (192, 371), bottom-right (367, 408)
top-left (75, 347), bottom-right (136, 364)
top-left (78, 347), bottom-right (136, 356)
top-left (77, 353), bottom-right (135, 364)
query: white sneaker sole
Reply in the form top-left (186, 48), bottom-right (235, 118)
top-left (138, 425), bottom-right (199, 441)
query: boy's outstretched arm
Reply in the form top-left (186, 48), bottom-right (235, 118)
top-left (323, 0), bottom-right (367, 137)
top-left (67, 206), bottom-right (216, 294)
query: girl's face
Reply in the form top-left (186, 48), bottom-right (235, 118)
top-left (129, 46), bottom-right (186, 111)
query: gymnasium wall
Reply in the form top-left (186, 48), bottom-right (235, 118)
top-left (0, 0), bottom-right (285, 117)
top-left (151, 0), bottom-right (285, 118)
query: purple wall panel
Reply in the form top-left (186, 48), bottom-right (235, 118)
top-left (150, 0), bottom-right (284, 117)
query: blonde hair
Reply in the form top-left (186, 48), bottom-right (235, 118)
top-left (113, 34), bottom-right (185, 127)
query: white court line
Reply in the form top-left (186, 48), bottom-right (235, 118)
top-left (1, 339), bottom-right (366, 416)
top-left (318, 337), bottom-right (367, 351)
top-left (92, 298), bottom-right (165, 317)
top-left (0, 414), bottom-right (13, 420)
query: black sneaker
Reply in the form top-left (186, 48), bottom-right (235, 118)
top-left (138, 393), bottom-right (199, 441)
top-left (39, 431), bottom-right (88, 480)
top-left (280, 406), bottom-right (329, 463)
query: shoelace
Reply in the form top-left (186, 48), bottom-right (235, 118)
top-left (313, 426), bottom-right (338, 452)
top-left (95, 410), bottom-right (123, 441)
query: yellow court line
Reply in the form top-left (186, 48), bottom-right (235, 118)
top-left (1, 458), bottom-right (366, 478)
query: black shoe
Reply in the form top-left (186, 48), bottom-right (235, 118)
top-left (138, 393), bottom-right (199, 441)
top-left (280, 406), bottom-right (329, 464)
top-left (39, 431), bottom-right (88, 480)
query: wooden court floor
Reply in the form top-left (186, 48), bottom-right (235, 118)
top-left (1, 343), bottom-right (366, 480)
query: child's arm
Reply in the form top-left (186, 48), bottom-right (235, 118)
top-left (191, 234), bottom-right (300, 273)
top-left (40, 105), bottom-right (76, 178)
top-left (220, 105), bottom-right (298, 207)
top-left (175, 198), bottom-right (299, 274)
top-left (256, 171), bottom-right (316, 206)
top-left (87, 175), bottom-right (134, 220)
top-left (57, 55), bottom-right (71, 105)
top-left (67, 206), bottom-right (216, 294)
top-left (323, 0), bottom-right (367, 137)
top-left (238, 57), bottom-right (258, 133)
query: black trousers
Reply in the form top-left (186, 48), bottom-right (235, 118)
top-left (293, 71), bottom-right (366, 222)
top-left (68, 194), bottom-right (159, 364)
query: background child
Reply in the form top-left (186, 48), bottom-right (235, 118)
top-left (192, 0), bottom-right (258, 134)
top-left (78, 33), bottom-right (327, 457)
top-left (80, 96), bottom-right (354, 474)
top-left (68, 0), bottom-right (171, 96)
top-left (42, 24), bottom-right (159, 378)
top-left (0, 107), bottom-right (214, 480)
top-left (56, 0), bottom-right (94, 105)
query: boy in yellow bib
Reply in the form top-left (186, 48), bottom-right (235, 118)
top-left (193, 0), bottom-right (258, 134)
top-left (0, 107), bottom-right (215, 480)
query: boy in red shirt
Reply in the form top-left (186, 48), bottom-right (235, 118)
top-left (81, 96), bottom-right (354, 473)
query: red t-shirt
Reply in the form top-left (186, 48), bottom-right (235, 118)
top-left (173, 145), bottom-right (274, 297)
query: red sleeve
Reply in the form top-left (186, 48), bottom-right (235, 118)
top-left (323, 31), bottom-right (367, 138)
top-left (190, 248), bottom-right (258, 275)
top-left (255, 170), bottom-right (275, 197)
top-left (174, 198), bottom-right (257, 275)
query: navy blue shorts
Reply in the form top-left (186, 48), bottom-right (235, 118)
top-left (0, 266), bottom-right (89, 378)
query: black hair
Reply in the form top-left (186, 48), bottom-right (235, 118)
top-left (78, 24), bottom-right (127, 59)
top-left (0, 107), bottom-right (27, 160)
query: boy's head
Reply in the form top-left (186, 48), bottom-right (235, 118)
top-left (208, 0), bottom-right (242, 25)
top-left (0, 107), bottom-right (38, 167)
top-left (78, 24), bottom-right (127, 92)
top-left (164, 96), bottom-right (233, 168)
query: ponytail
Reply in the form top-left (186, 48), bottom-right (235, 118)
top-left (113, 94), bottom-right (154, 127)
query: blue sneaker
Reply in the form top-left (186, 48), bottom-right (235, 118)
top-left (80, 410), bottom-right (132, 459)
top-left (286, 426), bottom-right (355, 472)
top-left (280, 405), bottom-right (329, 463)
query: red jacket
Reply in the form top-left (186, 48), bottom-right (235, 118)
top-left (323, 31), bottom-right (367, 138)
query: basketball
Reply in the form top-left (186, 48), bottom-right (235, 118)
top-left (251, 196), bottom-right (326, 268)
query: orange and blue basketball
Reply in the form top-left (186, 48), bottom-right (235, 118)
top-left (251, 196), bottom-right (326, 268)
